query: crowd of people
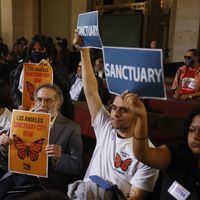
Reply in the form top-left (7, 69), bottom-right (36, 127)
top-left (0, 32), bottom-right (199, 200)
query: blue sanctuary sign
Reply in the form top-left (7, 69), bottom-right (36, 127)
top-left (77, 11), bottom-right (102, 49)
top-left (103, 46), bottom-right (166, 99)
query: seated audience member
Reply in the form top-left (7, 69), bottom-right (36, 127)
top-left (0, 37), bottom-right (8, 60)
top-left (150, 40), bottom-right (157, 49)
top-left (11, 34), bottom-right (74, 120)
top-left (68, 33), bottom-right (159, 200)
top-left (0, 80), bottom-right (12, 178)
top-left (0, 84), bottom-right (82, 199)
top-left (129, 93), bottom-right (200, 199)
top-left (69, 61), bottom-right (104, 101)
top-left (94, 58), bottom-right (111, 105)
top-left (171, 49), bottom-right (200, 100)
top-left (0, 80), bottom-right (12, 131)
top-left (94, 58), bottom-right (105, 79)
top-left (17, 37), bottom-right (28, 62)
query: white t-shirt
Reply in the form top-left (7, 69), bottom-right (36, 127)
top-left (18, 68), bottom-right (24, 92)
top-left (0, 108), bottom-right (12, 132)
top-left (84, 107), bottom-right (158, 197)
top-left (70, 75), bottom-right (83, 101)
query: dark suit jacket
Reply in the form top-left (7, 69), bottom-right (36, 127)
top-left (40, 113), bottom-right (82, 192)
top-left (69, 73), bottom-right (104, 101)
top-left (0, 113), bottom-right (82, 193)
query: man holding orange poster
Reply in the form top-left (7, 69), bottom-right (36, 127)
top-left (0, 84), bottom-right (82, 199)
top-left (22, 63), bottom-right (53, 110)
top-left (9, 110), bottom-right (50, 177)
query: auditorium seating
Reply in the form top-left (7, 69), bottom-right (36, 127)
top-left (73, 100), bottom-right (191, 150)
top-left (144, 98), bottom-right (200, 118)
top-left (74, 101), bottom-right (95, 137)
top-left (147, 112), bottom-right (184, 146)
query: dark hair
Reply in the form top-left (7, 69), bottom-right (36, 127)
top-left (0, 79), bottom-right (10, 108)
top-left (56, 37), bottom-right (68, 49)
top-left (183, 107), bottom-right (200, 143)
top-left (26, 34), bottom-right (56, 64)
top-left (17, 37), bottom-right (28, 45)
top-left (188, 49), bottom-right (200, 62)
top-left (95, 58), bottom-right (103, 65)
top-left (34, 83), bottom-right (64, 107)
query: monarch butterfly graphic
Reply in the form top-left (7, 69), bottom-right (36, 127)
top-left (114, 153), bottom-right (132, 172)
top-left (12, 134), bottom-right (45, 161)
top-left (25, 81), bottom-right (35, 101)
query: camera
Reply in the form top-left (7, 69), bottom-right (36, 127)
top-left (56, 37), bottom-right (68, 49)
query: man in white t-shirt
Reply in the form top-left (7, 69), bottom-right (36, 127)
top-left (68, 34), bottom-right (159, 200)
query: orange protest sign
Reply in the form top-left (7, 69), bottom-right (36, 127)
top-left (9, 110), bottom-right (51, 177)
top-left (22, 63), bottom-right (53, 110)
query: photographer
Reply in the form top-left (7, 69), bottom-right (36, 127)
top-left (56, 37), bottom-right (70, 72)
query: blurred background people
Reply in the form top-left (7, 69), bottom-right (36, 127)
top-left (150, 40), bottom-right (157, 49)
top-left (94, 58), bottom-right (105, 79)
top-left (171, 49), bottom-right (200, 100)
top-left (69, 61), bottom-right (104, 101)
top-left (56, 37), bottom-right (70, 73)
top-left (0, 79), bottom-right (12, 178)
top-left (0, 37), bottom-right (8, 62)
top-left (11, 34), bottom-right (74, 119)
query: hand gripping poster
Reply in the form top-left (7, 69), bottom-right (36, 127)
top-left (77, 11), bottom-right (103, 49)
top-left (22, 63), bottom-right (53, 110)
top-left (9, 110), bottom-right (51, 177)
top-left (103, 46), bottom-right (166, 99)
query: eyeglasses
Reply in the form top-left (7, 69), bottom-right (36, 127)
top-left (184, 56), bottom-right (192, 60)
top-left (110, 104), bottom-right (129, 113)
top-left (189, 126), bottom-right (200, 136)
top-left (36, 97), bottom-right (57, 105)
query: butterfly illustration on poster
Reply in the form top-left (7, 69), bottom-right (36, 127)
top-left (22, 63), bottom-right (53, 110)
top-left (25, 81), bottom-right (35, 101)
top-left (13, 134), bottom-right (45, 161)
top-left (9, 109), bottom-right (50, 177)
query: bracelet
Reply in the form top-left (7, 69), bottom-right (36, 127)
top-left (133, 134), bottom-right (148, 141)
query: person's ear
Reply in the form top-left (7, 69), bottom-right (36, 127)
top-left (57, 102), bottom-right (61, 110)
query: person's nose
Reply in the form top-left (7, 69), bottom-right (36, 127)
top-left (113, 108), bottom-right (121, 117)
top-left (193, 130), bottom-right (200, 137)
top-left (40, 99), bottom-right (48, 107)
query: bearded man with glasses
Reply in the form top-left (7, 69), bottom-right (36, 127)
top-left (0, 83), bottom-right (82, 199)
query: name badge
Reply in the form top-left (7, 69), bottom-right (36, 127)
top-left (168, 181), bottom-right (190, 200)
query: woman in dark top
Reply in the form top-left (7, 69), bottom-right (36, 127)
top-left (11, 34), bottom-right (74, 119)
top-left (122, 92), bottom-right (200, 200)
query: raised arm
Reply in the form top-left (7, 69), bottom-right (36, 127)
top-left (73, 35), bottom-right (103, 123)
top-left (123, 93), bottom-right (171, 170)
